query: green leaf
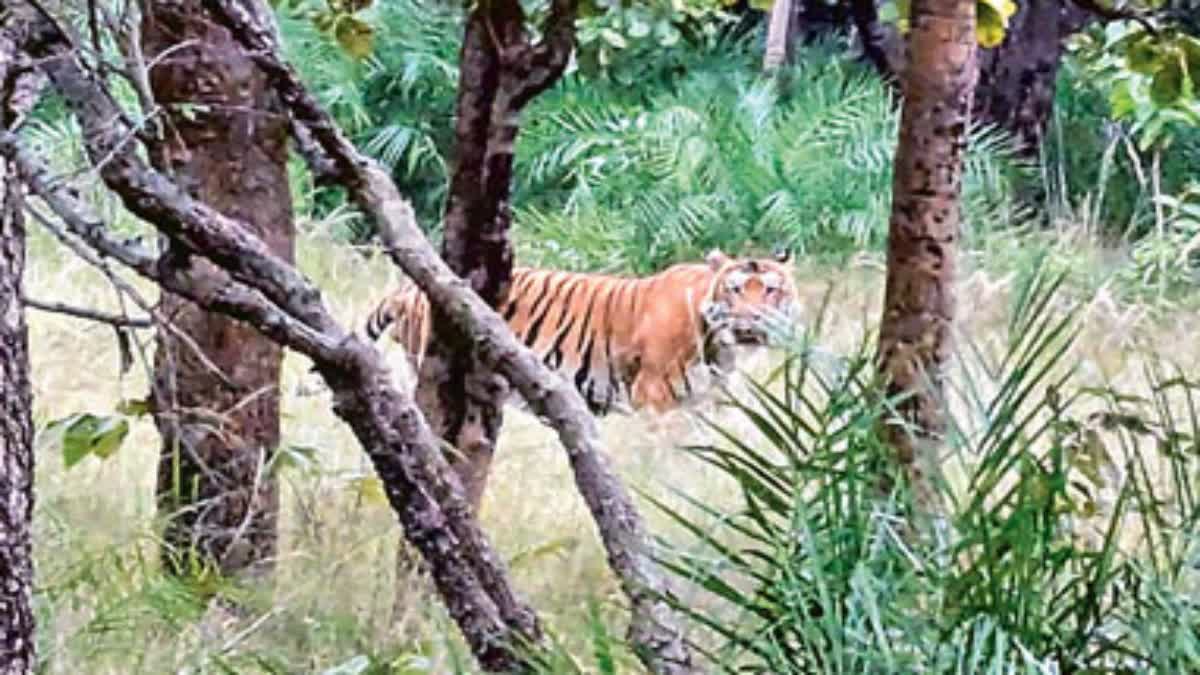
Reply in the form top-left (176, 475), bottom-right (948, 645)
top-left (1151, 59), bottom-right (1184, 106)
top-left (626, 13), bottom-right (651, 39)
top-left (347, 476), bottom-right (388, 506)
top-left (48, 413), bottom-right (131, 469)
top-left (599, 27), bottom-right (627, 49)
top-left (1109, 79), bottom-right (1137, 119)
top-left (654, 19), bottom-right (681, 47)
top-left (89, 417), bottom-right (129, 460)
top-left (895, 0), bottom-right (911, 32)
top-left (1126, 38), bottom-right (1162, 76)
top-left (334, 14), bottom-right (374, 60)
top-left (116, 398), bottom-right (153, 417)
top-left (1182, 36), bottom-right (1200, 79)
top-left (978, 0), bottom-right (1017, 22)
top-left (976, 3), bottom-right (1010, 49)
top-left (877, 1), bottom-right (900, 24)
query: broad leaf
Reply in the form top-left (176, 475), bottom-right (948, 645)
top-left (45, 413), bottom-right (131, 469)
top-left (1151, 59), bottom-right (1184, 106)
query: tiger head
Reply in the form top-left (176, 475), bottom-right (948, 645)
top-left (702, 248), bottom-right (799, 347)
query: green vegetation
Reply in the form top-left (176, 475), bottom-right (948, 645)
top-left (19, 1), bottom-right (1200, 673)
top-left (654, 267), bottom-right (1200, 671)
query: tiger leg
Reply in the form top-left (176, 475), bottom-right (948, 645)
top-left (631, 368), bottom-right (678, 414)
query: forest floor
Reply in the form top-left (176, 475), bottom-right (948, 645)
top-left (24, 229), bottom-right (1199, 673)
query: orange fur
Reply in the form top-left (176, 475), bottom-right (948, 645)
top-left (365, 249), bottom-right (798, 414)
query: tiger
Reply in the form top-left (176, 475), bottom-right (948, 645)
top-left (364, 248), bottom-right (799, 415)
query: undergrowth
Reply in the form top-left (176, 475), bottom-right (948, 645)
top-left (652, 264), bottom-right (1200, 672)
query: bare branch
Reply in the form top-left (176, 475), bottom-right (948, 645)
top-left (19, 199), bottom-right (235, 388)
top-left (510, 0), bottom-right (577, 109)
top-left (22, 295), bottom-right (152, 328)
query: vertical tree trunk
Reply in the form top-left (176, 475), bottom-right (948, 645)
top-left (0, 12), bottom-right (39, 673)
top-left (973, 0), bottom-right (1090, 154)
top-left (400, 0), bottom-right (574, 615)
top-left (764, 0), bottom-right (793, 71)
top-left (416, 0), bottom-right (575, 514)
top-left (142, 0), bottom-right (293, 579)
top-left (876, 0), bottom-right (977, 512)
top-left (415, 3), bottom-right (519, 516)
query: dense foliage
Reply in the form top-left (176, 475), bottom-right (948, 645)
top-left (279, 2), bottom-right (1198, 283)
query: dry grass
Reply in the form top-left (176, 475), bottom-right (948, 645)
top-left (24, 227), bottom-right (1196, 673)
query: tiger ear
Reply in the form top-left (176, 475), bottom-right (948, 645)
top-left (706, 249), bottom-right (731, 271)
top-left (772, 245), bottom-right (793, 266)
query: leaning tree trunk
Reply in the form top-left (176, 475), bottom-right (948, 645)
top-left (142, 1), bottom-right (294, 579)
top-left (0, 10), bottom-right (40, 673)
top-left (876, 0), bottom-right (977, 513)
top-left (973, 0), bottom-right (1090, 154)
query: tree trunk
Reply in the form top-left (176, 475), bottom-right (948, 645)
top-left (142, 0), bottom-right (293, 579)
top-left (764, 0), bottom-right (793, 71)
top-left (973, 0), bottom-right (1090, 154)
top-left (400, 0), bottom-right (574, 619)
top-left (876, 0), bottom-right (977, 513)
top-left (417, 0), bottom-right (575, 515)
top-left (0, 11), bottom-right (39, 673)
top-left (415, 4), bottom-right (518, 517)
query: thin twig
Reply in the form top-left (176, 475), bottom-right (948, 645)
top-left (22, 295), bottom-right (153, 328)
top-left (22, 202), bottom-right (237, 390)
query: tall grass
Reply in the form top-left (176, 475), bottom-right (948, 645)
top-left (652, 263), bottom-right (1200, 672)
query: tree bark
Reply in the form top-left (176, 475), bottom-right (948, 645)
top-left (764, 0), bottom-right (793, 71)
top-left (849, 0), bottom-right (1091, 153)
top-left (0, 10), bottom-right (39, 674)
top-left (141, 0), bottom-right (293, 578)
top-left (877, 0), bottom-right (977, 512)
top-left (973, 0), bottom-right (1090, 154)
